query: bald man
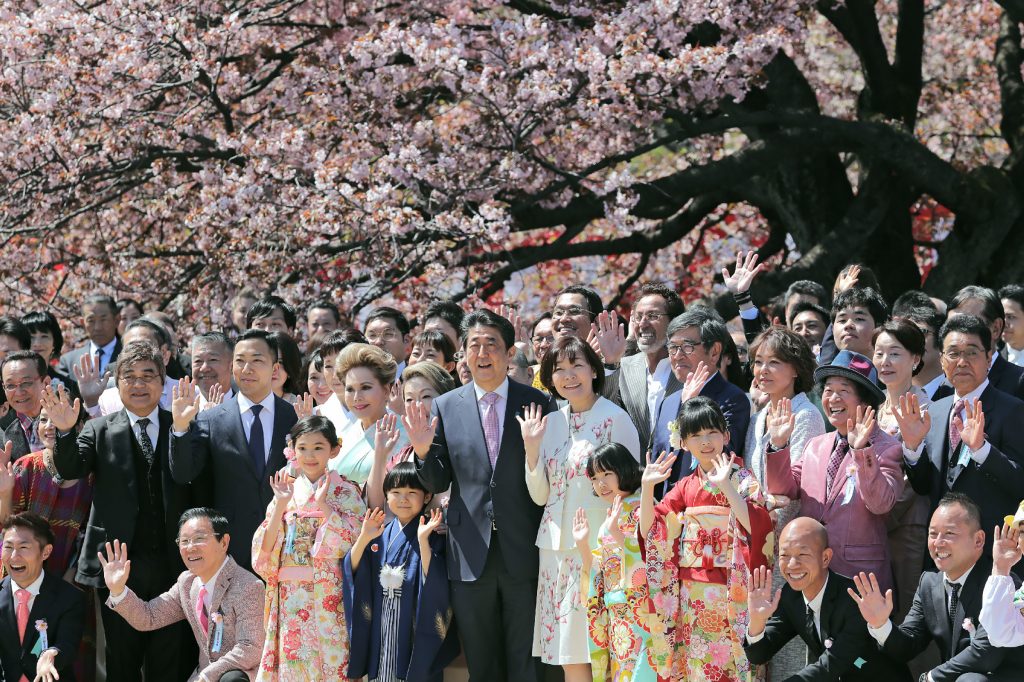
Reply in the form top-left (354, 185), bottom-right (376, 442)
top-left (744, 517), bottom-right (911, 680)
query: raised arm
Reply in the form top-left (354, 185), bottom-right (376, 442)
top-left (168, 377), bottom-right (208, 484)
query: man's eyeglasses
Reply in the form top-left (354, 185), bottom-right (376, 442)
top-left (551, 306), bottom-right (589, 319)
top-left (119, 374), bottom-right (160, 386)
top-left (176, 534), bottom-right (216, 549)
top-left (366, 332), bottom-right (399, 343)
top-left (666, 342), bottom-right (700, 357)
top-left (531, 335), bottom-right (555, 345)
top-left (631, 312), bottom-right (667, 323)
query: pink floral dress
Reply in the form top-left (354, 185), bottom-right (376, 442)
top-left (525, 396), bottom-right (641, 665)
top-left (252, 471), bottom-right (365, 681)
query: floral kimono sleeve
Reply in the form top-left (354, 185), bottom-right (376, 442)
top-left (311, 473), bottom-right (365, 560)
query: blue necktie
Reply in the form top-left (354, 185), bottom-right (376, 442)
top-left (248, 404), bottom-right (266, 479)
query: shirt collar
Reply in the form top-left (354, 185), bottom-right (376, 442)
top-left (199, 556), bottom-right (229, 593)
top-left (989, 352), bottom-right (997, 370)
top-left (237, 391), bottom-right (276, 417)
top-left (474, 377), bottom-right (510, 403)
top-left (89, 338), bottom-right (118, 358)
top-left (125, 405), bottom-right (160, 427)
top-left (804, 575), bottom-right (829, 612)
top-left (954, 378), bottom-right (989, 404)
top-left (649, 357), bottom-right (672, 382)
top-left (13, 570), bottom-right (45, 595)
top-left (944, 563), bottom-right (975, 588)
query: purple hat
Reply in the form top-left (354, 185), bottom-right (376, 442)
top-left (813, 350), bottom-right (886, 404)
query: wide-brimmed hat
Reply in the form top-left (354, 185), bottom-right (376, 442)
top-left (813, 350), bottom-right (886, 404)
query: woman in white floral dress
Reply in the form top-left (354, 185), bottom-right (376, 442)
top-left (519, 337), bottom-right (641, 682)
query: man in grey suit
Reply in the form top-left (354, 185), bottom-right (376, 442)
top-left (56, 294), bottom-right (123, 379)
top-left (613, 281), bottom-right (684, 449)
top-left (410, 309), bottom-right (554, 682)
top-left (169, 329), bottom-right (298, 572)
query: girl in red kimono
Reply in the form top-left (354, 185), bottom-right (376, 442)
top-left (640, 396), bottom-right (773, 682)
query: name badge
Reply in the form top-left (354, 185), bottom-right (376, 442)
top-left (211, 612), bottom-right (224, 653)
top-left (841, 476), bottom-right (856, 505)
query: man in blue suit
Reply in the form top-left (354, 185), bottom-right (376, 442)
top-left (651, 309), bottom-right (750, 496)
top-left (410, 309), bottom-right (553, 682)
top-left (168, 329), bottom-right (298, 571)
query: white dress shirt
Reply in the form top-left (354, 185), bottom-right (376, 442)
top-left (980, 573), bottom-right (1024, 646)
top-left (869, 565), bottom-right (975, 644)
top-left (473, 378), bottom-right (510, 446)
top-left (746, 576), bottom-right (829, 644)
top-left (10, 570), bottom-right (44, 613)
top-left (1007, 345), bottom-right (1024, 367)
top-left (237, 392), bottom-right (275, 462)
top-left (89, 338), bottom-right (119, 376)
top-left (921, 373), bottom-right (949, 401)
top-left (126, 405), bottom-right (161, 452)
top-left (197, 557), bottom-right (228, 614)
top-left (904, 379), bottom-right (991, 465)
top-left (646, 357), bottom-right (672, 433)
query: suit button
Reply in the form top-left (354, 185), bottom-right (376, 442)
top-left (490, 481), bottom-right (497, 488)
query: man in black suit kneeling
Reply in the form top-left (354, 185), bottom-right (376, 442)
top-left (0, 512), bottom-right (84, 682)
top-left (744, 517), bottom-right (910, 680)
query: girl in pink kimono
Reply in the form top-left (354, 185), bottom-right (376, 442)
top-left (252, 416), bottom-right (365, 681)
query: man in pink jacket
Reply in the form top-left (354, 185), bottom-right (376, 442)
top-left (100, 508), bottom-right (264, 682)
top-left (765, 350), bottom-right (905, 593)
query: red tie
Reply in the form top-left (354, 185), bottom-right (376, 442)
top-left (196, 586), bottom-right (209, 634)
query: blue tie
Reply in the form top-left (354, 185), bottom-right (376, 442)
top-left (248, 404), bottom-right (266, 479)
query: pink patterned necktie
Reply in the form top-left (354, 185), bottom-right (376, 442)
top-left (826, 437), bottom-right (849, 497)
top-left (196, 585), bottom-right (209, 633)
top-left (15, 589), bottom-right (28, 643)
top-left (949, 399), bottom-right (966, 454)
top-left (481, 392), bottom-right (501, 468)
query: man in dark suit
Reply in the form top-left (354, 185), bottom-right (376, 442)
top-left (744, 517), bottom-right (910, 680)
top-left (895, 314), bottom-right (1024, 551)
top-left (47, 340), bottom-right (198, 682)
top-left (0, 351), bottom-right (50, 461)
top-left (935, 287), bottom-right (1024, 401)
top-left (849, 493), bottom-right (1024, 681)
top-left (652, 309), bottom-right (750, 495)
top-left (410, 309), bottom-right (553, 682)
top-left (169, 329), bottom-right (297, 571)
top-left (613, 281), bottom-right (684, 449)
top-left (55, 294), bottom-right (123, 380)
top-left (0, 512), bottom-right (84, 682)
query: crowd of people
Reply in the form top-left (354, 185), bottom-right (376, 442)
top-left (0, 253), bottom-right (1023, 682)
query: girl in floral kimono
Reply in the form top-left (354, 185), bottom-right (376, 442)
top-left (572, 442), bottom-right (665, 682)
top-left (639, 397), bottom-right (774, 682)
top-left (342, 462), bottom-right (459, 682)
top-left (252, 416), bottom-right (365, 681)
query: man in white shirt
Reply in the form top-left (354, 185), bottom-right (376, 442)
top-left (849, 493), bottom-right (1022, 681)
top-left (999, 285), bottom-right (1024, 368)
top-left (103, 508), bottom-right (264, 682)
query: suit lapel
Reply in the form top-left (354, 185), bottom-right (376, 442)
top-left (22, 574), bottom-right (56, 656)
top-left (821, 433), bottom-right (849, 509)
top-left (223, 397), bottom-right (258, 481)
top-left (111, 410), bottom-right (139, 508)
top-left (496, 382), bottom-right (527, 478)
top-left (0, 577), bottom-right (17, 649)
top-left (208, 559), bottom-right (233, 624)
top-left (817, 572), bottom-right (840, 647)
top-left (457, 385), bottom-right (488, 469)
top-left (928, 574), bottom-right (953, 654)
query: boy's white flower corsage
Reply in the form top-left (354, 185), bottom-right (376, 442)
top-left (823, 637), bottom-right (833, 649)
top-left (963, 617), bottom-right (975, 636)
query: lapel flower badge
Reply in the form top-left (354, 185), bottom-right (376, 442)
top-left (823, 637), bottom-right (833, 649)
top-left (668, 420), bottom-right (681, 450)
top-left (963, 617), bottom-right (976, 637)
top-left (845, 463), bottom-right (858, 478)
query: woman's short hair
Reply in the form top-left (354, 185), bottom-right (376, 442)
top-left (872, 318), bottom-right (926, 376)
top-left (335, 343), bottom-right (397, 387)
top-left (412, 329), bottom-right (457, 364)
top-left (748, 327), bottom-right (817, 394)
top-left (677, 396), bottom-right (729, 440)
top-left (20, 311), bottom-right (63, 358)
top-left (538, 336), bottom-right (604, 399)
top-left (289, 415), bottom-right (339, 446)
top-left (586, 443), bottom-right (642, 494)
top-left (402, 361), bottom-right (457, 396)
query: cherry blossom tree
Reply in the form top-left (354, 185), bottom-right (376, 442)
top-left (0, 0), bottom-right (1019, 329)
